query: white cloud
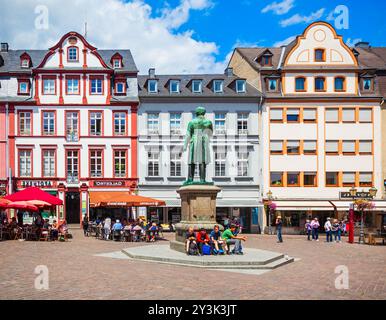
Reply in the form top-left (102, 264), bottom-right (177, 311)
top-left (262, 0), bottom-right (295, 15)
top-left (346, 38), bottom-right (362, 47)
top-left (280, 8), bottom-right (325, 27)
top-left (0, 0), bottom-right (225, 74)
top-left (273, 35), bottom-right (296, 47)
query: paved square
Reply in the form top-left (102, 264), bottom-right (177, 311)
top-left (0, 229), bottom-right (385, 300)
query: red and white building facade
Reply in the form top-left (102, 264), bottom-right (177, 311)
top-left (0, 32), bottom-right (139, 223)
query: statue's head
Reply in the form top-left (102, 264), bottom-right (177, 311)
top-left (195, 106), bottom-right (206, 116)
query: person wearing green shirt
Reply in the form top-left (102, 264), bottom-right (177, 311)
top-left (222, 224), bottom-right (247, 255)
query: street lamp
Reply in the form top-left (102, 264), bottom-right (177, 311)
top-left (266, 190), bottom-right (273, 235)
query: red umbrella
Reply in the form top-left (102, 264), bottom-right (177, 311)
top-left (4, 187), bottom-right (63, 205)
top-left (0, 198), bottom-right (11, 209)
top-left (26, 200), bottom-right (52, 208)
top-left (6, 201), bottom-right (39, 212)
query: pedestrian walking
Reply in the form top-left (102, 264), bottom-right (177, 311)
top-left (324, 218), bottom-right (333, 243)
top-left (332, 219), bottom-right (340, 242)
top-left (311, 217), bottom-right (320, 241)
top-left (276, 216), bottom-right (283, 243)
top-left (305, 220), bottom-right (312, 241)
top-left (104, 217), bottom-right (112, 240)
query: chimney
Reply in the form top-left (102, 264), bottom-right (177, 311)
top-left (225, 67), bottom-right (233, 77)
top-left (1, 43), bottom-right (9, 52)
top-left (149, 68), bottom-right (156, 78)
top-left (355, 41), bottom-right (370, 49)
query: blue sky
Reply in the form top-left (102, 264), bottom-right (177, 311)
top-left (145, 0), bottom-right (386, 61)
top-left (1, 0), bottom-right (386, 74)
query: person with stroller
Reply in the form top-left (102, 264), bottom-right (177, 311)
top-left (210, 225), bottom-right (227, 255)
top-left (185, 227), bottom-right (198, 255)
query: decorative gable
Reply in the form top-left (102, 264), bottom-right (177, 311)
top-left (284, 22), bottom-right (358, 66)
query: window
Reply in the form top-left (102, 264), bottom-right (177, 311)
top-left (334, 77), bottom-right (345, 91)
top-left (170, 80), bottom-right (180, 93)
top-left (315, 49), bottom-right (325, 62)
top-left (270, 108), bottom-right (283, 122)
top-left (286, 108), bottom-right (300, 122)
top-left (90, 77), bottom-right (103, 95)
top-left (114, 150), bottom-right (126, 178)
top-left (89, 112), bottom-right (103, 136)
top-left (170, 113), bottom-right (182, 135)
top-left (342, 140), bottom-right (356, 155)
top-left (66, 77), bottom-right (80, 95)
top-left (363, 79), bottom-right (373, 91)
top-left (326, 172), bottom-right (339, 186)
top-left (342, 108), bottom-right (355, 122)
top-left (237, 152), bottom-right (249, 177)
top-left (325, 108), bottom-right (339, 123)
top-left (359, 108), bottom-right (372, 123)
top-left (147, 113), bottom-right (159, 134)
top-left (359, 140), bottom-right (372, 155)
top-left (170, 152), bottom-right (182, 177)
top-left (148, 80), bottom-right (158, 93)
top-left (303, 140), bottom-right (317, 155)
top-left (66, 150), bottom-right (79, 183)
top-left (303, 108), bottom-right (317, 123)
top-left (236, 80), bottom-right (246, 93)
top-left (19, 111), bottom-right (31, 135)
top-left (18, 80), bottom-right (30, 95)
top-left (19, 150), bottom-right (32, 177)
top-left (295, 77), bottom-right (306, 91)
top-left (213, 80), bottom-right (224, 93)
top-left (304, 172), bottom-right (317, 187)
top-left (268, 79), bottom-right (278, 92)
top-left (215, 151), bottom-right (226, 177)
top-left (21, 59), bottom-right (29, 68)
top-left (287, 140), bottom-right (300, 155)
top-left (42, 111), bottom-right (55, 136)
top-left (287, 172), bottom-right (300, 187)
top-left (326, 140), bottom-right (339, 155)
top-left (113, 59), bottom-right (121, 69)
top-left (113, 112), bottom-right (126, 136)
top-left (67, 47), bottom-right (78, 62)
top-left (315, 77), bottom-right (326, 91)
top-left (342, 172), bottom-right (356, 187)
top-left (359, 172), bottom-right (373, 187)
top-left (192, 80), bottom-right (202, 93)
top-left (148, 151), bottom-right (160, 177)
top-left (90, 150), bottom-right (103, 178)
top-left (261, 55), bottom-right (272, 66)
top-left (43, 77), bottom-right (56, 95)
top-left (270, 172), bottom-right (283, 187)
top-left (237, 113), bottom-right (248, 135)
top-left (42, 150), bottom-right (55, 177)
top-left (66, 112), bottom-right (79, 142)
top-left (115, 81), bottom-right (126, 94)
top-left (270, 140), bottom-right (283, 155)
top-left (215, 113), bottom-right (226, 134)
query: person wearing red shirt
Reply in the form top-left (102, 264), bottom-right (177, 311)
top-left (196, 228), bottom-right (210, 255)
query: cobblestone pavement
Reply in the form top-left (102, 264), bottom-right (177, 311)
top-left (0, 228), bottom-right (385, 300)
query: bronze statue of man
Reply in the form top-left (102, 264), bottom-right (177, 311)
top-left (183, 107), bottom-right (213, 184)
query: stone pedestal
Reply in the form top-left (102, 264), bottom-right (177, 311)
top-left (170, 184), bottom-right (223, 253)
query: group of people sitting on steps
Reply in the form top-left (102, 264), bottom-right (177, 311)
top-left (185, 224), bottom-right (247, 256)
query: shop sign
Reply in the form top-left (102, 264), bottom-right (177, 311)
top-left (20, 180), bottom-right (54, 188)
top-left (93, 180), bottom-right (125, 187)
top-left (340, 191), bottom-right (374, 200)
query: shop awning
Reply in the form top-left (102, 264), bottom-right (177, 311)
top-left (89, 192), bottom-right (166, 208)
top-left (273, 200), bottom-right (386, 211)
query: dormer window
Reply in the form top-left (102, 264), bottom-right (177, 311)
top-left (259, 51), bottom-right (273, 66)
top-left (20, 53), bottom-right (31, 68)
top-left (67, 46), bottom-right (79, 62)
top-left (148, 80), bottom-right (158, 93)
top-left (315, 49), bottom-right (326, 62)
top-left (236, 80), bottom-right (246, 93)
top-left (192, 80), bottom-right (202, 93)
top-left (363, 78), bottom-right (373, 91)
top-left (267, 79), bottom-right (278, 92)
top-left (170, 80), bottom-right (180, 93)
top-left (113, 59), bottom-right (122, 69)
top-left (21, 59), bottom-right (29, 68)
top-left (213, 80), bottom-right (224, 93)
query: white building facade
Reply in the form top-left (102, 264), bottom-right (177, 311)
top-left (137, 69), bottom-right (264, 232)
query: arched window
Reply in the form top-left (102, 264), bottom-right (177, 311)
top-left (67, 46), bottom-right (79, 62)
top-left (315, 49), bottom-right (326, 62)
